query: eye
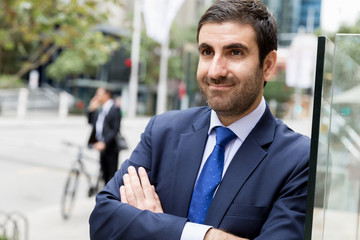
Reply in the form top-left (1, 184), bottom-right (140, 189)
top-left (202, 49), bottom-right (213, 56)
top-left (231, 50), bottom-right (242, 56)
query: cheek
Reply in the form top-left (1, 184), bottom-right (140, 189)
top-left (196, 63), bottom-right (207, 82)
top-left (231, 62), bottom-right (255, 79)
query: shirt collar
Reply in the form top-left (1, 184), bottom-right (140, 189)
top-left (102, 99), bottom-right (114, 114)
top-left (208, 97), bottom-right (266, 142)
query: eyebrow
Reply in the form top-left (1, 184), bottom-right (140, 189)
top-left (224, 43), bottom-right (249, 53)
top-left (198, 42), bottom-right (249, 53)
top-left (198, 43), bottom-right (213, 52)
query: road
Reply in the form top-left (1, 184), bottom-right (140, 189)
top-left (0, 113), bottom-right (311, 240)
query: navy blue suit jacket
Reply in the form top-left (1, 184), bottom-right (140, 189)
top-left (89, 105), bottom-right (310, 240)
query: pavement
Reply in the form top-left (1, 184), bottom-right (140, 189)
top-left (0, 112), bottom-right (311, 240)
top-left (0, 113), bottom-right (150, 240)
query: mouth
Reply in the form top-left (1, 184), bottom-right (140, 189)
top-left (208, 83), bottom-right (234, 91)
top-left (204, 76), bottom-right (235, 91)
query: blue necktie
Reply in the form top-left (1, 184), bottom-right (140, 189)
top-left (188, 127), bottom-right (236, 224)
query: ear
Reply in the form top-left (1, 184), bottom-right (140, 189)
top-left (262, 50), bottom-right (277, 83)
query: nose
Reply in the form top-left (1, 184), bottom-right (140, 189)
top-left (208, 55), bottom-right (228, 79)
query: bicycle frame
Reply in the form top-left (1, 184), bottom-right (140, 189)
top-left (61, 141), bottom-right (103, 220)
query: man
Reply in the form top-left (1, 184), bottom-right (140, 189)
top-left (88, 87), bottom-right (121, 184)
top-left (89, 0), bottom-right (310, 239)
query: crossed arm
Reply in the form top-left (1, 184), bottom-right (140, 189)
top-left (120, 166), bottom-right (247, 240)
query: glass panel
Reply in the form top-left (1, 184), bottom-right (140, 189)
top-left (308, 34), bottom-right (360, 239)
top-left (305, 34), bottom-right (360, 240)
top-left (322, 34), bottom-right (360, 240)
top-left (305, 36), bottom-right (335, 240)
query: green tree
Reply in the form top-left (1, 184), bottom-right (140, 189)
top-left (263, 69), bottom-right (295, 118)
top-left (122, 22), bottom-right (197, 86)
top-left (315, 16), bottom-right (360, 93)
top-left (315, 16), bottom-right (360, 65)
top-left (264, 70), bottom-right (294, 103)
top-left (0, 0), bottom-right (121, 83)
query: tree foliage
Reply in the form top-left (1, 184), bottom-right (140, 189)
top-left (264, 70), bottom-right (294, 103)
top-left (122, 21), bottom-right (197, 86)
top-left (315, 16), bottom-right (360, 65)
top-left (315, 16), bottom-right (360, 93)
top-left (0, 0), bottom-right (121, 82)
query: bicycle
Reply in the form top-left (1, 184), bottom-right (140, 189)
top-left (61, 141), bottom-right (103, 220)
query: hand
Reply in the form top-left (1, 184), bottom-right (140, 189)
top-left (205, 229), bottom-right (248, 240)
top-left (88, 96), bottom-right (100, 111)
top-left (93, 142), bottom-right (106, 151)
top-left (120, 166), bottom-right (163, 213)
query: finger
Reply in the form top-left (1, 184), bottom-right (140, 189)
top-left (138, 167), bottom-right (153, 199)
top-left (119, 185), bottom-right (128, 203)
top-left (123, 173), bottom-right (137, 206)
top-left (128, 166), bottom-right (145, 203)
top-left (152, 185), bottom-right (164, 213)
top-left (152, 185), bottom-right (159, 201)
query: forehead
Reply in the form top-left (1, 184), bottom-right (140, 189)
top-left (198, 22), bottom-right (258, 51)
top-left (96, 88), bottom-right (106, 95)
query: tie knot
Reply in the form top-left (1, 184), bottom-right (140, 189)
top-left (215, 127), bottom-right (236, 148)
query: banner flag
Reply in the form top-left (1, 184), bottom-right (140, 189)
top-left (143, 0), bottom-right (185, 44)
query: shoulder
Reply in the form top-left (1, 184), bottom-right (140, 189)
top-left (255, 105), bottom-right (310, 163)
top-left (110, 102), bottom-right (120, 110)
top-left (271, 118), bottom-right (311, 163)
top-left (275, 119), bottom-right (310, 146)
top-left (253, 105), bottom-right (310, 153)
top-left (108, 104), bottom-right (120, 114)
top-left (155, 106), bottom-right (210, 122)
top-left (137, 107), bottom-right (210, 154)
top-left (145, 106), bottom-right (211, 133)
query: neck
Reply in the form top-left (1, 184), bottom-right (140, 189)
top-left (217, 96), bottom-right (263, 126)
top-left (102, 98), bottom-right (111, 105)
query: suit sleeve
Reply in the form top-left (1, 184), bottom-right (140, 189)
top-left (89, 116), bottom-right (188, 240)
top-left (87, 110), bottom-right (97, 125)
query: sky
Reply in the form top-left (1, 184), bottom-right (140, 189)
top-left (321, 0), bottom-right (360, 32)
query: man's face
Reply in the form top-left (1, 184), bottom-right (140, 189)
top-left (95, 88), bottom-right (109, 104)
top-left (197, 22), bottom-right (265, 121)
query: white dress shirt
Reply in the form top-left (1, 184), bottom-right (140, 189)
top-left (95, 99), bottom-right (114, 141)
top-left (180, 97), bottom-right (266, 240)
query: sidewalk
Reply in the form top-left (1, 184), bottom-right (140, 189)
top-left (0, 114), bottom-right (150, 240)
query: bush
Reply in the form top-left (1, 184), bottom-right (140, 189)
top-left (0, 75), bottom-right (25, 89)
top-left (0, 235), bottom-right (11, 240)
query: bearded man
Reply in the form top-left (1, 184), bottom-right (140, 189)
top-left (89, 1), bottom-right (310, 239)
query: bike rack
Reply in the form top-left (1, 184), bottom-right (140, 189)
top-left (0, 211), bottom-right (29, 240)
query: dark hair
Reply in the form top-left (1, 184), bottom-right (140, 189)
top-left (98, 87), bottom-right (113, 98)
top-left (105, 88), bottom-right (113, 95)
top-left (197, 0), bottom-right (278, 67)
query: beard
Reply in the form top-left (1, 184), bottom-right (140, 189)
top-left (198, 67), bottom-right (264, 118)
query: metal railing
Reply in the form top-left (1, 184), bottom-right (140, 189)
top-left (0, 211), bottom-right (28, 240)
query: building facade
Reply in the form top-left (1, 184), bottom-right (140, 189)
top-left (263, 0), bottom-right (321, 46)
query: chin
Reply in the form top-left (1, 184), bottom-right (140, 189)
top-left (207, 102), bottom-right (231, 113)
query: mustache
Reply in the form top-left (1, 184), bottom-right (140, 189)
top-left (204, 76), bottom-right (235, 85)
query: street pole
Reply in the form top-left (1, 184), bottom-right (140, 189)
top-left (143, 0), bottom-right (185, 115)
top-left (127, 0), bottom-right (142, 118)
top-left (156, 36), bottom-right (169, 115)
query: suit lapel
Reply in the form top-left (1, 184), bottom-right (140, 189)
top-left (104, 104), bottom-right (114, 123)
top-left (205, 136), bottom-right (267, 226)
top-left (170, 111), bottom-right (210, 217)
top-left (205, 106), bottom-right (276, 226)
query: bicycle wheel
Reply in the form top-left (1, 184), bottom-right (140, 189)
top-left (61, 168), bottom-right (80, 220)
top-left (87, 169), bottom-right (103, 197)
